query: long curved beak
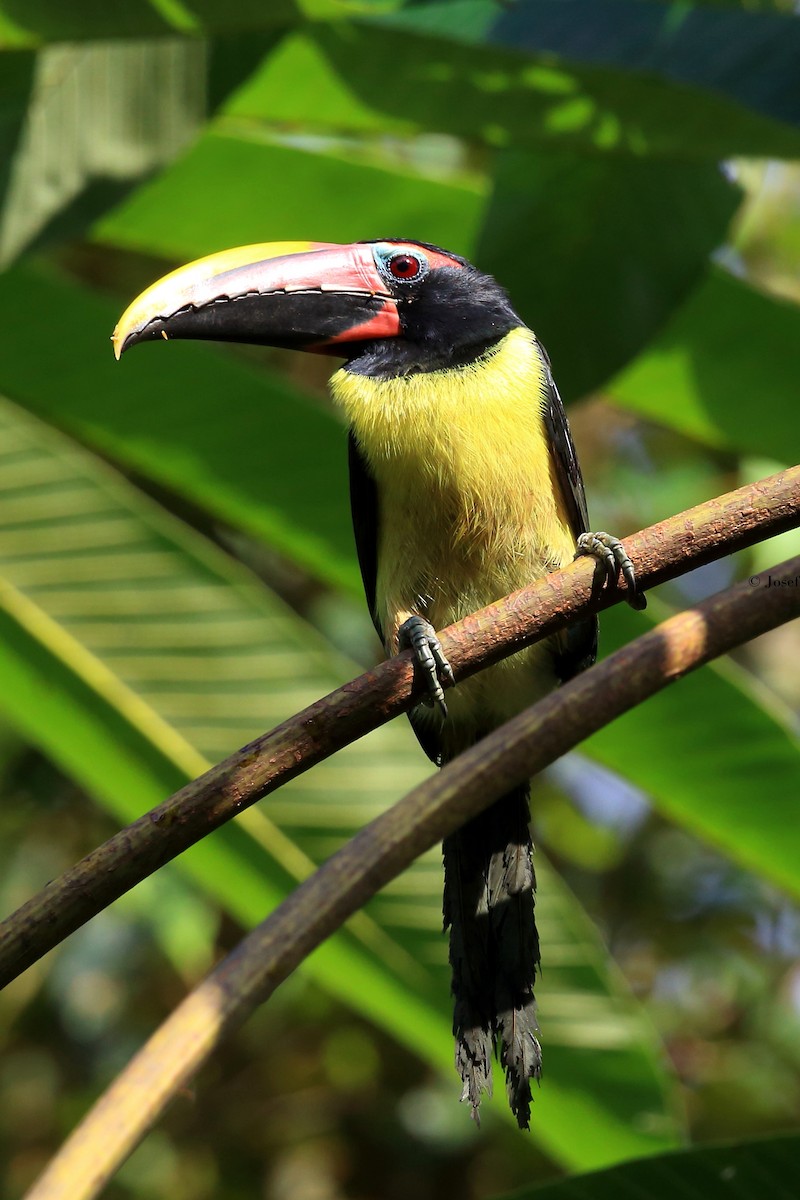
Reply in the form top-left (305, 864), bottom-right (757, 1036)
top-left (112, 240), bottom-right (401, 360)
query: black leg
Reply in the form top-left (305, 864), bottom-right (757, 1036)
top-left (575, 531), bottom-right (647, 610)
top-left (398, 615), bottom-right (455, 717)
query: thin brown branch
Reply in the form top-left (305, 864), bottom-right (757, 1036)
top-left (1, 465), bottom-right (799, 989)
top-left (23, 557), bottom-right (800, 1200)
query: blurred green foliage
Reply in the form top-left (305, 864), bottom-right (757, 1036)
top-left (0, 2), bottom-right (799, 1197)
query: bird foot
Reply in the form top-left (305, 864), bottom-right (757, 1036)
top-left (575, 531), bottom-right (647, 610)
top-left (398, 615), bottom-right (454, 717)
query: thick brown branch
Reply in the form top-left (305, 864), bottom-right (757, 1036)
top-left (1, 465), bottom-right (799, 988)
top-left (23, 558), bottom-right (800, 1200)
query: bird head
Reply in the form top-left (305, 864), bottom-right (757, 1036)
top-left (113, 239), bottom-right (522, 374)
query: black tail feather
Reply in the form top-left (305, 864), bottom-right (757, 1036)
top-left (443, 784), bottom-right (541, 1127)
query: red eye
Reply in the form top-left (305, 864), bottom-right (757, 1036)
top-left (388, 253), bottom-right (422, 280)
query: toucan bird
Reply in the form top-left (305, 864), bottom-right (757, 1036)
top-left (114, 238), bottom-right (643, 1128)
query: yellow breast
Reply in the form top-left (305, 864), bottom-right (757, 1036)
top-left (331, 327), bottom-right (579, 737)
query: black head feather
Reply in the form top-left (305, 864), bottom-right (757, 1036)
top-left (346, 245), bottom-right (524, 378)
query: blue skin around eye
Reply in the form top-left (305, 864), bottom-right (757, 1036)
top-left (372, 244), bottom-right (428, 283)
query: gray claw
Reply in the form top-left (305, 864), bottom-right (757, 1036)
top-left (398, 615), bottom-right (453, 717)
top-left (575, 531), bottom-right (647, 610)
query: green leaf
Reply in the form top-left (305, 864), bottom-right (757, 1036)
top-left (0, 388), bottom-right (432, 996)
top-left (610, 267), bottom-right (800, 460)
top-left (95, 126), bottom-right (485, 263)
top-left (477, 151), bottom-right (738, 398)
top-left (632, 1), bottom-right (789, 8)
top-left (0, 395), bottom-right (681, 1167)
top-left (630, 1), bottom-right (789, 9)
top-left (587, 599), bottom-right (800, 899)
top-left (0, 40), bottom-right (208, 266)
top-left (0, 0), bottom-right (374, 48)
top-left (503, 859), bottom-right (684, 1158)
top-left (0, 262), bottom-right (357, 589)
top-left (226, 24), bottom-right (800, 160)
top-left (505, 1133), bottom-right (800, 1199)
top-left (0, 0), bottom-right (175, 45)
top-left (207, 31), bottom-right (284, 114)
top-left (376, 1), bottom-right (800, 131)
top-left (0, 50), bottom-right (34, 220)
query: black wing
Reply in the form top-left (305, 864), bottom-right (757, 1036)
top-left (540, 356), bottom-right (598, 678)
top-left (349, 433), bottom-right (445, 765)
top-left (542, 361), bottom-right (590, 538)
top-left (348, 432), bottom-right (383, 644)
